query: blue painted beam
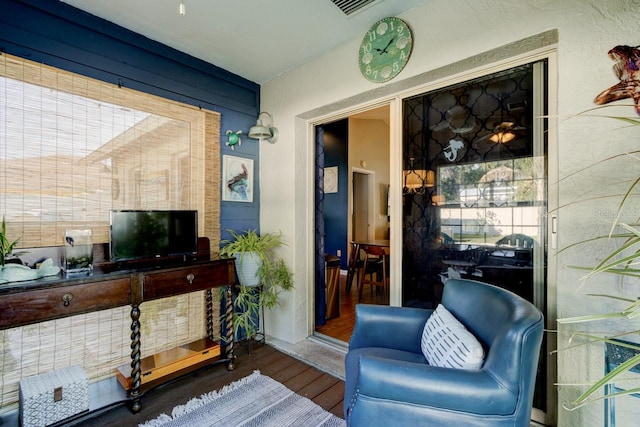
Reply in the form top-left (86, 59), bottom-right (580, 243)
top-left (0, 0), bottom-right (260, 115)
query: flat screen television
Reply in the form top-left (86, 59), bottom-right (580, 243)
top-left (109, 210), bottom-right (198, 262)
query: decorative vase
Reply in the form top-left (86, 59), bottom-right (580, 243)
top-left (64, 229), bottom-right (93, 276)
top-left (235, 251), bottom-right (261, 287)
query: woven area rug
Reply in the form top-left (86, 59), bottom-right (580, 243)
top-left (139, 370), bottom-right (345, 427)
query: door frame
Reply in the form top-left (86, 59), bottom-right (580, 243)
top-left (350, 168), bottom-right (376, 244)
top-left (301, 34), bottom-right (558, 425)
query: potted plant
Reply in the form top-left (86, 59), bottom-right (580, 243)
top-left (0, 217), bottom-right (20, 268)
top-left (554, 104), bottom-right (640, 412)
top-left (219, 229), bottom-right (294, 340)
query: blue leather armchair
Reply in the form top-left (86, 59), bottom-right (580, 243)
top-left (344, 278), bottom-right (543, 427)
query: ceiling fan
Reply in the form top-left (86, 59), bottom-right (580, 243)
top-left (430, 103), bottom-right (479, 135)
top-left (430, 88), bottom-right (482, 134)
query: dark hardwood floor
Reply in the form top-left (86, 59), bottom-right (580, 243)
top-left (316, 272), bottom-right (387, 343)
top-left (74, 344), bottom-right (344, 426)
top-left (73, 271), bottom-right (378, 426)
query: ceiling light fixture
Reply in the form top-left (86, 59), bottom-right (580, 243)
top-left (489, 122), bottom-right (518, 144)
top-left (403, 158), bottom-right (434, 195)
top-left (248, 111), bottom-right (279, 143)
top-left (179, 1), bottom-right (186, 16)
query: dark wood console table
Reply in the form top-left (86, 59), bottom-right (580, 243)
top-left (0, 253), bottom-right (236, 421)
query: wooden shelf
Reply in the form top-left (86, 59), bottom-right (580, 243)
top-left (0, 343), bottom-right (229, 427)
top-left (116, 338), bottom-right (221, 390)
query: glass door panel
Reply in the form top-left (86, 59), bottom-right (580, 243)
top-left (401, 62), bottom-right (548, 412)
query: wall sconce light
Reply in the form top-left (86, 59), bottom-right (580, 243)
top-left (403, 158), bottom-right (434, 195)
top-left (248, 111), bottom-right (279, 143)
top-left (179, 1), bottom-right (186, 15)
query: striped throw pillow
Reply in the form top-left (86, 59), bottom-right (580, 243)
top-left (421, 304), bottom-right (485, 369)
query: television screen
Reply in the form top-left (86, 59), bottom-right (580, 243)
top-left (110, 210), bottom-right (198, 262)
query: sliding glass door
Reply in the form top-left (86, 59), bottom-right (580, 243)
top-left (401, 61), bottom-right (548, 414)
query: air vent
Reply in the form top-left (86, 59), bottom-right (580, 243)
top-left (507, 100), bottom-right (527, 111)
top-left (331, 0), bottom-right (378, 16)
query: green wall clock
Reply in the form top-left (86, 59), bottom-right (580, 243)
top-left (358, 17), bottom-right (413, 83)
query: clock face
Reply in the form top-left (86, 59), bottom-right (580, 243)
top-left (358, 17), bottom-right (413, 83)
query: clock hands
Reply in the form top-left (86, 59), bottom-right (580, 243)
top-left (375, 37), bottom-right (395, 55)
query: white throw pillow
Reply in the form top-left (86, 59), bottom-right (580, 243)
top-left (421, 304), bottom-right (485, 369)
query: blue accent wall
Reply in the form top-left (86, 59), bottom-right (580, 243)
top-left (0, 0), bottom-right (261, 244)
top-left (322, 120), bottom-right (349, 269)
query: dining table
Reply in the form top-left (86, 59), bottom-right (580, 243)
top-left (345, 239), bottom-right (390, 293)
top-left (442, 259), bottom-right (478, 274)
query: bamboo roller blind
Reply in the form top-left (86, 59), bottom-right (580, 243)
top-left (0, 52), bottom-right (221, 249)
top-left (0, 53), bottom-right (222, 412)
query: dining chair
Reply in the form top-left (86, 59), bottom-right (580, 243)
top-left (496, 233), bottom-right (534, 248)
top-left (347, 241), bottom-right (365, 293)
top-left (358, 245), bottom-right (389, 304)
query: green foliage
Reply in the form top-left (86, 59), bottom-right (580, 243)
top-left (220, 229), bottom-right (287, 271)
top-left (440, 158), bottom-right (535, 205)
top-left (555, 104), bottom-right (640, 410)
top-left (219, 229), bottom-right (294, 339)
top-left (231, 285), bottom-right (261, 339)
top-left (0, 217), bottom-right (20, 267)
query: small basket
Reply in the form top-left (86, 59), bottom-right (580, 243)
top-left (19, 365), bottom-right (89, 427)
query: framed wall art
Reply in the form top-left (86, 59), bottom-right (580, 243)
top-left (222, 155), bottom-right (253, 202)
top-left (324, 166), bottom-right (338, 193)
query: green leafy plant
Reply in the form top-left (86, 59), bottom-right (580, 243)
top-left (0, 217), bottom-right (20, 267)
top-left (554, 104), bottom-right (640, 410)
top-left (219, 229), bottom-right (294, 339)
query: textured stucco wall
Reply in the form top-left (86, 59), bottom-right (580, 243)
top-left (260, 0), bottom-right (640, 425)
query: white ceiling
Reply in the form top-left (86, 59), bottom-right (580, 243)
top-left (59, 0), bottom-right (429, 84)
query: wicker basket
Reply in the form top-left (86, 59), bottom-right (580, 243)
top-left (19, 365), bottom-right (89, 427)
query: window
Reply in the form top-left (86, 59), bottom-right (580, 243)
top-left (401, 62), bottom-right (548, 303)
top-left (0, 52), bottom-right (222, 409)
top-left (0, 53), bottom-right (220, 249)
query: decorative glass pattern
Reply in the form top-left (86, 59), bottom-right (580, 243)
top-left (402, 63), bottom-right (546, 309)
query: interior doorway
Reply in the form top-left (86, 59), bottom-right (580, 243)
top-left (352, 170), bottom-right (374, 242)
top-left (314, 105), bottom-right (391, 344)
top-left (352, 172), bottom-right (369, 241)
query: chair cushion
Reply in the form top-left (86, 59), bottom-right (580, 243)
top-left (421, 304), bottom-right (485, 369)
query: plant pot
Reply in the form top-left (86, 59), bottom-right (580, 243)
top-left (235, 251), bottom-right (261, 287)
top-left (3, 254), bottom-right (23, 266)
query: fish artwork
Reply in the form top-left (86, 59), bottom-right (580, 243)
top-left (227, 163), bottom-right (249, 200)
top-left (594, 45), bottom-right (640, 115)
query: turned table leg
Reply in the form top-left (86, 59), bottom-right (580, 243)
top-left (129, 304), bottom-right (142, 412)
top-left (225, 284), bottom-right (235, 370)
top-left (206, 289), bottom-right (214, 340)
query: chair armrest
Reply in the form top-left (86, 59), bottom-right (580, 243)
top-left (349, 304), bottom-right (432, 354)
top-left (357, 355), bottom-right (516, 415)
